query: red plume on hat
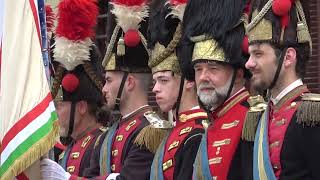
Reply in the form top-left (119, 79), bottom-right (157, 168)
top-left (167, 0), bottom-right (187, 20)
top-left (110, 0), bottom-right (149, 47)
top-left (54, 0), bottom-right (99, 71)
top-left (45, 5), bottom-right (55, 33)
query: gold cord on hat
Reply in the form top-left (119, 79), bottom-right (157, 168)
top-left (246, 0), bottom-right (273, 32)
top-left (295, 0), bottom-right (312, 53)
top-left (102, 25), bottom-right (120, 68)
top-left (148, 23), bottom-right (182, 68)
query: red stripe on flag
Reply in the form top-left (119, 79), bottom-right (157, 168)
top-left (16, 172), bottom-right (30, 180)
top-left (28, 0), bottom-right (41, 46)
top-left (0, 93), bottom-right (53, 153)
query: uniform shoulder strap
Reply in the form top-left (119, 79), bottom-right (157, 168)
top-left (134, 111), bottom-right (173, 153)
top-left (297, 93), bottom-right (320, 126)
top-left (242, 95), bottom-right (267, 141)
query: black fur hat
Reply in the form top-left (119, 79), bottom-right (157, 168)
top-left (147, 0), bottom-right (182, 74)
top-left (178, 0), bottom-right (250, 80)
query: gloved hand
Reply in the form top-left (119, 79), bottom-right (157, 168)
top-left (106, 173), bottom-right (120, 180)
top-left (40, 158), bottom-right (71, 180)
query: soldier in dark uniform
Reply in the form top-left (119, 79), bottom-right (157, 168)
top-left (78, 0), bottom-right (172, 179)
top-left (147, 0), bottom-right (208, 179)
top-left (40, 0), bottom-right (109, 179)
top-left (177, 0), bottom-right (255, 179)
top-left (245, 0), bottom-right (320, 179)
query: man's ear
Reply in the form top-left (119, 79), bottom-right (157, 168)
top-left (77, 100), bottom-right (88, 115)
top-left (126, 74), bottom-right (136, 92)
top-left (184, 79), bottom-right (195, 90)
top-left (283, 47), bottom-right (297, 69)
top-left (235, 68), bottom-right (244, 84)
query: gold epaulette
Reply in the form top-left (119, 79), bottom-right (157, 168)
top-left (134, 111), bottom-right (173, 153)
top-left (242, 95), bottom-right (267, 141)
top-left (143, 111), bottom-right (174, 129)
top-left (297, 93), bottom-right (320, 126)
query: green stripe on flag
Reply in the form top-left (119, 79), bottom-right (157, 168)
top-left (0, 111), bottom-right (57, 176)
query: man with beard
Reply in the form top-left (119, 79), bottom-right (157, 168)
top-left (40, 0), bottom-right (109, 178)
top-left (245, 0), bottom-right (320, 179)
top-left (177, 0), bottom-right (255, 179)
top-left (147, 0), bottom-right (208, 179)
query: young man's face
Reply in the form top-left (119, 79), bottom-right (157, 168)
top-left (194, 61), bottom-right (233, 109)
top-left (246, 43), bottom-right (278, 92)
top-left (102, 71), bottom-right (123, 110)
top-left (152, 71), bottom-right (181, 112)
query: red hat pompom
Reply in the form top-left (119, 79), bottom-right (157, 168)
top-left (62, 73), bottom-right (80, 92)
top-left (124, 29), bottom-right (141, 47)
top-left (272, 0), bottom-right (292, 17)
top-left (242, 36), bottom-right (249, 54)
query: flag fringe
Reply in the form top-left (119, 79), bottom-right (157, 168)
top-left (1, 120), bottom-right (59, 179)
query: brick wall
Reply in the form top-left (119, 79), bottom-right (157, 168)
top-left (304, 0), bottom-right (320, 93)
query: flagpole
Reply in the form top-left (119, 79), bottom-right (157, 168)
top-left (38, 0), bottom-right (51, 84)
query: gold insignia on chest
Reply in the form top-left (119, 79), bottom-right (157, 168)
top-left (112, 149), bottom-right (118, 157)
top-left (81, 136), bottom-right (92, 148)
top-left (111, 164), bottom-right (116, 171)
top-left (162, 159), bottom-right (173, 171)
top-left (209, 157), bottom-right (222, 165)
top-left (179, 114), bottom-right (188, 122)
top-left (179, 127), bottom-right (192, 135)
top-left (179, 112), bottom-right (208, 123)
top-left (67, 166), bottom-right (75, 173)
top-left (290, 102), bottom-right (297, 108)
top-left (71, 152), bottom-right (80, 159)
top-left (273, 164), bottom-right (280, 170)
top-left (270, 141), bottom-right (280, 148)
top-left (116, 135), bottom-right (124, 142)
top-left (275, 118), bottom-right (286, 126)
top-left (221, 120), bottom-right (240, 129)
top-left (168, 141), bottom-right (180, 151)
top-left (201, 119), bottom-right (210, 129)
top-left (125, 120), bottom-right (137, 131)
top-left (213, 139), bottom-right (231, 147)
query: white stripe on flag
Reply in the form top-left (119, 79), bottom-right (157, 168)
top-left (0, 101), bottom-right (55, 165)
top-left (0, 0), bottom-right (4, 38)
top-left (0, 0), bottom-right (50, 139)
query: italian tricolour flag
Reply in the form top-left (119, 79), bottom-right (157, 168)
top-left (0, 0), bottom-right (59, 179)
